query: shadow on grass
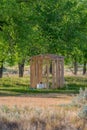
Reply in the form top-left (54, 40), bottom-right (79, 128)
top-left (0, 76), bottom-right (87, 96)
top-left (0, 92), bottom-right (21, 96)
top-left (62, 83), bottom-right (87, 90)
top-left (0, 87), bottom-right (79, 97)
top-left (0, 83), bottom-right (28, 88)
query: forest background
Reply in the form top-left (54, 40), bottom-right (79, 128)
top-left (0, 0), bottom-right (87, 78)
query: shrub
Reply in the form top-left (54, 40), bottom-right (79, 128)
top-left (78, 105), bottom-right (87, 120)
top-left (72, 88), bottom-right (87, 107)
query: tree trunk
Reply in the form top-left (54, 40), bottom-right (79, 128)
top-left (83, 61), bottom-right (86, 75)
top-left (73, 58), bottom-right (78, 75)
top-left (18, 60), bottom-right (25, 77)
top-left (0, 63), bottom-right (3, 78)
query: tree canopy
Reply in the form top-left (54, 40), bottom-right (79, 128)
top-left (0, 0), bottom-right (87, 77)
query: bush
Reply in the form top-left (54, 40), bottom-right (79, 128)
top-left (72, 88), bottom-right (87, 107)
top-left (78, 105), bottom-right (87, 120)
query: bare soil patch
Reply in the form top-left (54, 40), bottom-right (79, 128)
top-left (0, 94), bottom-right (73, 108)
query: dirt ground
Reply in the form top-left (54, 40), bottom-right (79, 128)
top-left (0, 94), bottom-right (73, 108)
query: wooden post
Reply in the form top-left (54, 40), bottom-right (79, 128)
top-left (56, 59), bottom-right (60, 88)
top-left (35, 57), bottom-right (39, 86)
top-left (57, 59), bottom-right (61, 88)
top-left (56, 60), bottom-right (58, 88)
top-left (62, 58), bottom-right (64, 86)
top-left (61, 59), bottom-right (64, 87)
top-left (35, 57), bottom-right (43, 87)
top-left (30, 59), bottom-right (32, 87)
top-left (30, 58), bottom-right (36, 88)
top-left (46, 60), bottom-right (49, 88)
top-left (38, 57), bottom-right (43, 84)
top-left (52, 60), bottom-right (55, 89)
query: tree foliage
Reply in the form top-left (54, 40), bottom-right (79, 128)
top-left (0, 0), bottom-right (87, 77)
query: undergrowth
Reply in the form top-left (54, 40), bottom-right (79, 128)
top-left (0, 105), bottom-right (86, 130)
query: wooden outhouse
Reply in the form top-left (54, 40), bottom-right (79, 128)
top-left (30, 54), bottom-right (64, 89)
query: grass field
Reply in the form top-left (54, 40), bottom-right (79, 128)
top-left (0, 105), bottom-right (85, 130)
top-left (0, 76), bottom-right (87, 130)
top-left (0, 76), bottom-right (87, 96)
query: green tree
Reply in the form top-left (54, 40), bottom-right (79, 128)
top-left (35, 0), bottom-right (87, 75)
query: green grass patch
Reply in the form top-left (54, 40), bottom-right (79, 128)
top-left (0, 76), bottom-right (87, 96)
top-left (65, 76), bottom-right (87, 90)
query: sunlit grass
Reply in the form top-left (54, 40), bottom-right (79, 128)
top-left (0, 76), bottom-right (87, 96)
top-left (65, 76), bottom-right (87, 90)
top-left (0, 105), bottom-right (86, 130)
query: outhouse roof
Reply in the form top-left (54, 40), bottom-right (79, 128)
top-left (31, 54), bottom-right (64, 60)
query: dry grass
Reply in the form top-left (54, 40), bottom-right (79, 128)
top-left (0, 95), bottom-right (72, 108)
top-left (0, 88), bottom-right (86, 130)
top-left (0, 74), bottom-right (87, 129)
top-left (0, 105), bottom-right (86, 130)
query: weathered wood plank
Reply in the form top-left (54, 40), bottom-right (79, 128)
top-left (52, 60), bottom-right (55, 88)
top-left (30, 55), bottom-right (64, 89)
